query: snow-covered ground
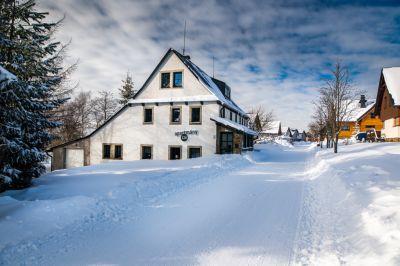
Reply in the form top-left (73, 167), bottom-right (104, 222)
top-left (0, 142), bottom-right (399, 265)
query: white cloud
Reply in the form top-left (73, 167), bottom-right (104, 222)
top-left (37, 0), bottom-right (400, 129)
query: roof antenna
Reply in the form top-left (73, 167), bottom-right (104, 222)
top-left (183, 20), bottom-right (187, 55)
top-left (212, 56), bottom-right (215, 78)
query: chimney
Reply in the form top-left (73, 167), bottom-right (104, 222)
top-left (359, 95), bottom-right (367, 108)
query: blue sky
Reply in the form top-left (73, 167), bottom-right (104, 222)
top-left (39, 0), bottom-right (400, 129)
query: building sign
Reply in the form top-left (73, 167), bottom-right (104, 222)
top-left (175, 130), bottom-right (199, 141)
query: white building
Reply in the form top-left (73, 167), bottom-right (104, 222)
top-left (50, 48), bottom-right (257, 170)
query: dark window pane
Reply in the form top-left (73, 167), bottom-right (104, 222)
top-left (189, 147), bottom-right (201, 158)
top-left (115, 145), bottom-right (122, 159)
top-left (161, 73), bottom-right (170, 88)
top-left (171, 108), bottom-right (181, 123)
top-left (142, 146), bottom-right (152, 159)
top-left (144, 108), bottom-right (152, 123)
top-left (103, 144), bottom-right (111, 159)
top-left (170, 147), bottom-right (181, 160)
top-left (191, 107), bottom-right (201, 123)
top-left (173, 72), bottom-right (182, 87)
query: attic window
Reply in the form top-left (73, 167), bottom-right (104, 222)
top-left (161, 72), bottom-right (170, 88)
top-left (173, 72), bottom-right (183, 87)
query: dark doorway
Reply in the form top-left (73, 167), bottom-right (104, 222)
top-left (220, 132), bottom-right (233, 154)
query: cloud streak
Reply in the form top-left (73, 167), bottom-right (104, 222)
top-left (38, 0), bottom-right (400, 129)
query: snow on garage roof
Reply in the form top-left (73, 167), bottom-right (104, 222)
top-left (382, 67), bottom-right (400, 106)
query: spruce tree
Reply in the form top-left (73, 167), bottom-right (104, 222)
top-left (119, 72), bottom-right (135, 105)
top-left (0, 0), bottom-right (68, 190)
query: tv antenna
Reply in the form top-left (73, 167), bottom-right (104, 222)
top-left (212, 56), bottom-right (215, 78)
top-left (183, 20), bottom-right (187, 55)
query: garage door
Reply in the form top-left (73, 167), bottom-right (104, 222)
top-left (65, 148), bottom-right (84, 169)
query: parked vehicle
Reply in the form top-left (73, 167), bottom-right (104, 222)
top-left (355, 132), bottom-right (367, 142)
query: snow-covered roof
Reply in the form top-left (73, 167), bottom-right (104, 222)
top-left (344, 99), bottom-right (375, 122)
top-left (210, 115), bottom-right (258, 136)
top-left (129, 95), bottom-right (218, 104)
top-left (173, 50), bottom-right (248, 117)
top-left (262, 121), bottom-right (281, 134)
top-left (0, 66), bottom-right (17, 88)
top-left (382, 67), bottom-right (400, 106)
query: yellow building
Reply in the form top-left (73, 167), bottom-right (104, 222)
top-left (339, 96), bottom-right (383, 139)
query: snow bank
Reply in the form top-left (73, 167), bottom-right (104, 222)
top-left (0, 154), bottom-right (251, 263)
top-left (295, 143), bottom-right (400, 265)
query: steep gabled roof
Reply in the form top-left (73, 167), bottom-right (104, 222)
top-left (376, 67), bottom-right (400, 115)
top-left (132, 48), bottom-right (248, 117)
top-left (382, 67), bottom-right (400, 105)
top-left (343, 99), bottom-right (375, 122)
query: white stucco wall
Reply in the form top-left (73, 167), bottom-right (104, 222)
top-left (382, 118), bottom-right (400, 138)
top-left (89, 102), bottom-right (219, 164)
top-left (137, 53), bottom-right (212, 99)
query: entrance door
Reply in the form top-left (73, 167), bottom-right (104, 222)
top-left (220, 132), bottom-right (233, 154)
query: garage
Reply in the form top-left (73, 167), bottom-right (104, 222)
top-left (65, 148), bottom-right (84, 168)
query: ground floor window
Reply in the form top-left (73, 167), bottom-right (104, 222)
top-left (141, 145), bottom-right (152, 159)
top-left (169, 146), bottom-right (182, 160)
top-left (342, 124), bottom-right (350, 131)
top-left (103, 144), bottom-right (123, 159)
top-left (103, 144), bottom-right (111, 159)
top-left (188, 146), bottom-right (202, 159)
top-left (114, 145), bottom-right (123, 159)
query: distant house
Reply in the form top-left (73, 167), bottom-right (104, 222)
top-left (375, 67), bottom-right (400, 142)
top-left (260, 121), bottom-right (281, 138)
top-left (297, 130), bottom-right (307, 141)
top-left (281, 126), bottom-right (291, 138)
top-left (339, 95), bottom-right (383, 139)
top-left (290, 128), bottom-right (299, 140)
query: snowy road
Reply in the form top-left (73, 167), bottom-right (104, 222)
top-left (1, 142), bottom-right (400, 265)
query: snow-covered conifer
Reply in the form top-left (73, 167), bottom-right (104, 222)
top-left (118, 72), bottom-right (135, 105)
top-left (0, 0), bottom-right (68, 190)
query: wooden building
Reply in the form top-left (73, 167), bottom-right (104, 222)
top-left (339, 95), bottom-right (383, 139)
top-left (375, 67), bottom-right (400, 141)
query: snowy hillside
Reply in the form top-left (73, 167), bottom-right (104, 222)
top-left (0, 142), bottom-right (399, 265)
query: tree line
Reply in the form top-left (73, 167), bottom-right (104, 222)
top-left (52, 73), bottom-right (135, 146)
top-left (0, 0), bottom-right (135, 191)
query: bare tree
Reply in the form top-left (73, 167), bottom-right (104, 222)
top-left (91, 90), bottom-right (119, 128)
top-left (52, 91), bottom-right (92, 145)
top-left (248, 106), bottom-right (275, 133)
top-left (317, 61), bottom-right (360, 153)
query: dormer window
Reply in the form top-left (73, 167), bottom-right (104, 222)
top-left (225, 86), bottom-right (231, 99)
top-left (173, 72), bottom-right (183, 87)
